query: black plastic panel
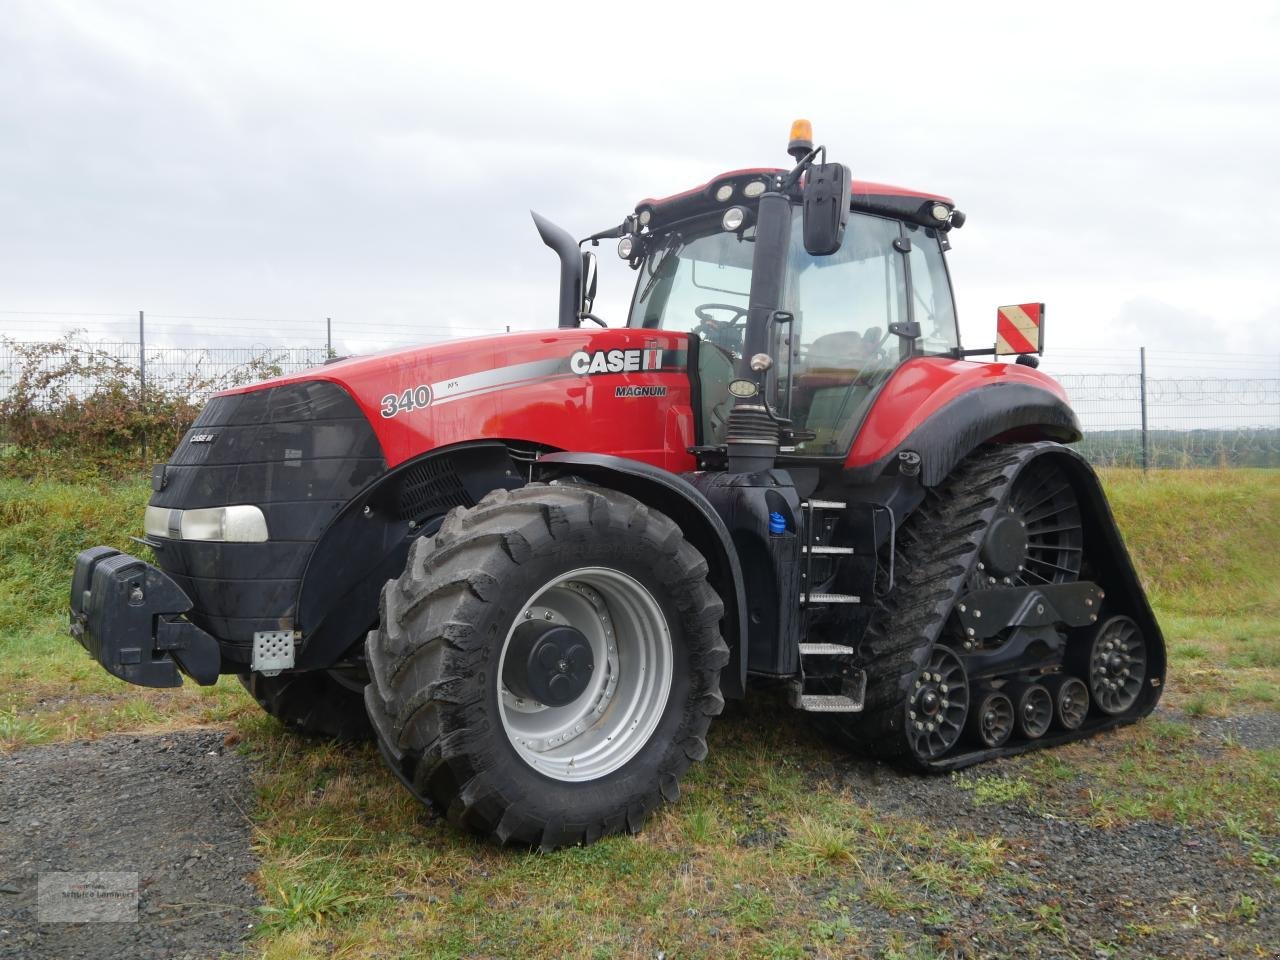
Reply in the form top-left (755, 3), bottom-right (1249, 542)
top-left (148, 381), bottom-right (387, 649)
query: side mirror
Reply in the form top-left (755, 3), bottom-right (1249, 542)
top-left (801, 162), bottom-right (852, 256)
top-left (581, 251), bottom-right (598, 316)
top-left (995, 303), bottom-right (1045, 356)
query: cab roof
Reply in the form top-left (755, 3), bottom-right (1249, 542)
top-left (635, 167), bottom-right (955, 231)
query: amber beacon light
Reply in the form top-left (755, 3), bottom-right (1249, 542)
top-left (787, 118), bottom-right (814, 160)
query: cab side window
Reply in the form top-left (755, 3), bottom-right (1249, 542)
top-left (783, 213), bottom-right (907, 453)
top-left (904, 223), bottom-right (959, 355)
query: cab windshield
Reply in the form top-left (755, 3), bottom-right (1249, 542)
top-left (628, 209), bottom-right (958, 456)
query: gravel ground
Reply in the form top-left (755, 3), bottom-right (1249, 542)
top-left (811, 713), bottom-right (1280, 958)
top-left (0, 711), bottom-right (1274, 959)
top-left (1179, 709), bottom-right (1280, 750)
top-left (0, 729), bottom-right (259, 960)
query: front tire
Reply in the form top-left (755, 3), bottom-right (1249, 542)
top-left (364, 483), bottom-right (728, 849)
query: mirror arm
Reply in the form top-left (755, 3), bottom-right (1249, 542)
top-left (779, 145), bottom-right (825, 191)
top-left (582, 221), bottom-right (629, 246)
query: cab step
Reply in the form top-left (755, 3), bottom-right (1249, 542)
top-left (794, 694), bottom-right (863, 712)
top-left (788, 670), bottom-right (866, 712)
top-left (801, 592), bottom-right (860, 604)
top-left (798, 642), bottom-right (855, 656)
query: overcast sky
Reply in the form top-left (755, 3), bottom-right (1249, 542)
top-left (2, 0), bottom-right (1278, 379)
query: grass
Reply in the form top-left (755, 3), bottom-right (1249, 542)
top-left (0, 468), bottom-right (1276, 957)
top-left (1099, 469), bottom-right (1280, 713)
top-left (0, 477), bottom-right (257, 745)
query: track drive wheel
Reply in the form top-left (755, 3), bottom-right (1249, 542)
top-left (364, 483), bottom-right (728, 849)
top-left (905, 646), bottom-right (969, 761)
top-left (238, 670), bottom-right (374, 740)
top-left (1088, 615), bottom-right (1147, 715)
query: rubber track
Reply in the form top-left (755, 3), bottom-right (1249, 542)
top-left (238, 671), bottom-right (374, 741)
top-left (820, 443), bottom-right (1030, 768)
top-left (364, 483), bottom-right (728, 849)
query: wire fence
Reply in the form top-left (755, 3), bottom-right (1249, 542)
top-left (1058, 373), bottom-right (1279, 468)
top-left (2, 337), bottom-right (1277, 469)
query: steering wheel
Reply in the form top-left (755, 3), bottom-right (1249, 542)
top-left (694, 303), bottom-right (748, 328)
top-left (692, 303), bottom-right (748, 356)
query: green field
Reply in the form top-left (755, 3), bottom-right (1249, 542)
top-left (2, 470), bottom-right (1277, 958)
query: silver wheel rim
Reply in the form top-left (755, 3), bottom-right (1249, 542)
top-left (497, 566), bottom-right (673, 782)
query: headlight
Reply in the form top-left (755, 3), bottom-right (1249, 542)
top-left (930, 203), bottom-right (950, 222)
top-left (714, 183), bottom-right (734, 202)
top-left (144, 504), bottom-right (268, 542)
top-left (742, 180), bottom-right (767, 198)
top-left (618, 236), bottom-right (635, 259)
top-left (722, 206), bottom-right (745, 231)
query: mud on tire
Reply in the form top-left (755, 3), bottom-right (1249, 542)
top-left (238, 670), bottom-right (374, 741)
top-left (364, 482), bottom-right (729, 849)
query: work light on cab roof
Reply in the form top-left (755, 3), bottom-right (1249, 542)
top-left (67, 116), bottom-right (1165, 852)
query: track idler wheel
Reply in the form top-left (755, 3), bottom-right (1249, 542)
top-left (907, 646), bottom-right (970, 761)
top-left (1052, 675), bottom-right (1090, 730)
top-left (968, 689), bottom-right (1014, 748)
top-left (1012, 683), bottom-right (1053, 739)
top-left (1088, 615), bottom-right (1147, 715)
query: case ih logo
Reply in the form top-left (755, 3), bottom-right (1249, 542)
top-left (570, 348), bottom-right (664, 376)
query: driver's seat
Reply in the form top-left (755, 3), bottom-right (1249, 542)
top-left (791, 328), bottom-right (881, 434)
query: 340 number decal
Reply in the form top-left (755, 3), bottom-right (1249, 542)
top-left (379, 385), bottom-right (432, 418)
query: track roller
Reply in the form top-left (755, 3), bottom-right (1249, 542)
top-left (967, 689), bottom-right (1014, 748)
top-left (1012, 683), bottom-right (1053, 739)
top-left (1051, 675), bottom-right (1090, 730)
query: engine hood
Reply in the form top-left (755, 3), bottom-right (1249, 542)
top-left (215, 327), bottom-right (697, 469)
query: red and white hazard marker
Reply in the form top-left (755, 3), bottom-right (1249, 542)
top-left (996, 303), bottom-right (1045, 355)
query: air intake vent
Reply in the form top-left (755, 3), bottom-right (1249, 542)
top-left (397, 453), bottom-right (472, 520)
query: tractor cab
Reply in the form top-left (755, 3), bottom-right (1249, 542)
top-left (625, 196), bottom-right (961, 456)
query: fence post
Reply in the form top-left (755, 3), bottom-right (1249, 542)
top-left (1139, 346), bottom-right (1148, 474)
top-left (326, 317), bottom-right (333, 358)
top-left (139, 309), bottom-right (146, 463)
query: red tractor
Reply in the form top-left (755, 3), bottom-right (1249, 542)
top-left (70, 122), bottom-right (1164, 848)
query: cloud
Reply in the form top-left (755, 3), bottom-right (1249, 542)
top-left (0, 0), bottom-right (1276, 371)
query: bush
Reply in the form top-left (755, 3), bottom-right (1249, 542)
top-left (0, 333), bottom-right (284, 479)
